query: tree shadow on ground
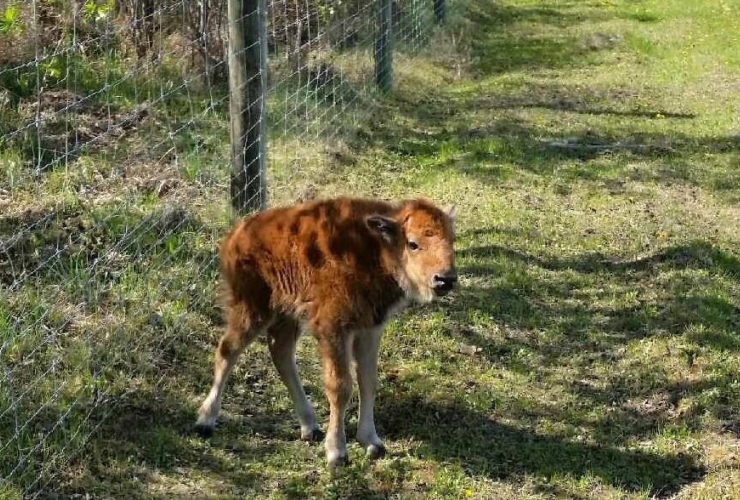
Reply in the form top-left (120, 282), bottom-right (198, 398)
top-left (456, 236), bottom-right (740, 344)
top-left (462, 0), bottom-right (614, 75)
top-left (379, 393), bottom-right (705, 498)
top-left (33, 371), bottom-right (291, 498)
top-left (0, 201), bottom-right (217, 291)
top-left (346, 0), bottom-right (740, 194)
top-left (458, 237), bottom-right (740, 278)
top-left (448, 236), bottom-right (740, 445)
top-left (362, 102), bottom-right (740, 191)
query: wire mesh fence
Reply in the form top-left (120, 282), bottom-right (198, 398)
top-left (0, 0), bottom-right (443, 495)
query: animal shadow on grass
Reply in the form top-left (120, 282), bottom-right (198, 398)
top-left (380, 394), bottom-right (705, 498)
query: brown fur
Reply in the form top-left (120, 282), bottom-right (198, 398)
top-left (196, 196), bottom-right (457, 469)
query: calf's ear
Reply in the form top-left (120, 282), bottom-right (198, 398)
top-left (366, 215), bottom-right (399, 243)
top-left (443, 203), bottom-right (457, 234)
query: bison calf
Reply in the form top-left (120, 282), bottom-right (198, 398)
top-left (196, 197), bottom-right (457, 470)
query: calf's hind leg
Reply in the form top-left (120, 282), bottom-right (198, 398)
top-left (267, 316), bottom-right (322, 442)
top-left (196, 303), bottom-right (264, 436)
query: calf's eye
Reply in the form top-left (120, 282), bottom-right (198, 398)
top-left (408, 241), bottom-right (419, 251)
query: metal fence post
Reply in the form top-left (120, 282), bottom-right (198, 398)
top-left (228, 0), bottom-right (268, 213)
top-left (433, 0), bottom-right (446, 24)
top-left (374, 0), bottom-right (393, 91)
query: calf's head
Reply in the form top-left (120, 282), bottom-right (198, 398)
top-left (366, 199), bottom-right (457, 302)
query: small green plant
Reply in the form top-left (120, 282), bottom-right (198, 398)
top-left (0, 484), bottom-right (23, 500)
top-left (0, 148), bottom-right (25, 189)
top-left (83, 0), bottom-right (114, 22)
top-left (0, 3), bottom-right (23, 35)
top-left (627, 8), bottom-right (661, 23)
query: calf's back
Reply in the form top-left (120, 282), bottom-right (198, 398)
top-left (219, 197), bottom-right (409, 334)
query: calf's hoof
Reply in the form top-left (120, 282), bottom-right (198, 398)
top-left (327, 452), bottom-right (350, 474)
top-left (302, 427), bottom-right (325, 442)
top-left (194, 423), bottom-right (214, 438)
top-left (365, 443), bottom-right (386, 459)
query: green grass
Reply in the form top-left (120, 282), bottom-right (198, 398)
top-left (3, 0), bottom-right (740, 497)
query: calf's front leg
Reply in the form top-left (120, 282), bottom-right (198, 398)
top-left (318, 333), bottom-right (354, 471)
top-left (353, 328), bottom-right (385, 458)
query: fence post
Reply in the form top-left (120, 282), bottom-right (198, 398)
top-left (228, 0), bottom-right (268, 213)
top-left (410, 0), bottom-right (421, 47)
top-left (374, 0), bottom-right (393, 91)
top-left (433, 0), bottom-right (445, 24)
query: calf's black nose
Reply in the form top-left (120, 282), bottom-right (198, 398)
top-left (433, 271), bottom-right (458, 294)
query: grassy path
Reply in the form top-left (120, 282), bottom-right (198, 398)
top-left (29, 0), bottom-right (740, 498)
